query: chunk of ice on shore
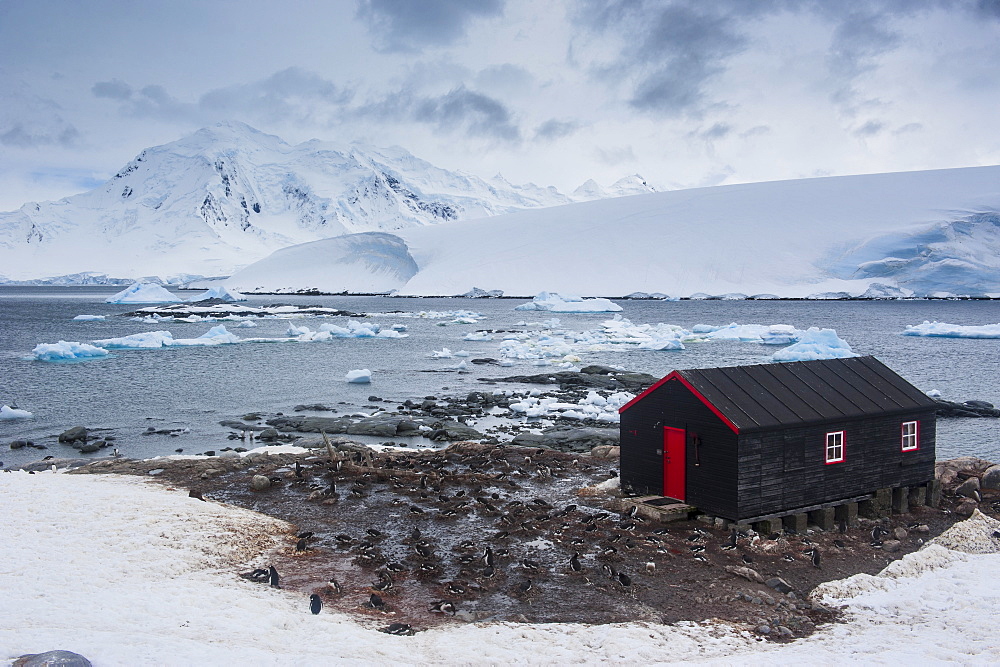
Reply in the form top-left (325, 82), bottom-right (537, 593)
top-left (770, 327), bottom-right (859, 362)
top-left (514, 291), bottom-right (623, 313)
top-left (31, 341), bottom-right (110, 361)
top-left (72, 314), bottom-right (106, 321)
top-left (105, 282), bottom-right (182, 304)
top-left (901, 321), bottom-right (1000, 338)
top-left (345, 369), bottom-right (372, 383)
top-left (0, 405), bottom-right (33, 420)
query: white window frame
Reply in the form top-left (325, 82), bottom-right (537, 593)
top-left (901, 421), bottom-right (919, 452)
top-left (825, 430), bottom-right (845, 464)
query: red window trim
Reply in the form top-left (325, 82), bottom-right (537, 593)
top-left (825, 430), bottom-right (845, 464)
top-left (901, 420), bottom-right (919, 452)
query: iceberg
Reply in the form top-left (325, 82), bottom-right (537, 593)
top-left (770, 327), bottom-right (859, 362)
top-left (94, 325), bottom-right (240, 349)
top-left (0, 405), bottom-right (33, 420)
top-left (345, 369), bottom-right (372, 384)
top-left (72, 315), bottom-right (106, 321)
top-left (187, 285), bottom-right (247, 302)
top-left (901, 321), bottom-right (1000, 339)
top-left (105, 282), bottom-right (183, 304)
top-left (514, 292), bottom-right (623, 313)
top-left (31, 341), bottom-right (110, 361)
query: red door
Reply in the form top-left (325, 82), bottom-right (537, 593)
top-left (663, 427), bottom-right (686, 501)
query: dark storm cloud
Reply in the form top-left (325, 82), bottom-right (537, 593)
top-left (357, 0), bottom-right (505, 53)
top-left (92, 79), bottom-right (133, 100)
top-left (533, 118), bottom-right (581, 141)
top-left (412, 86), bottom-right (521, 141)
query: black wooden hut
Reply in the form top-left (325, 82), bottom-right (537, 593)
top-left (618, 356), bottom-right (936, 522)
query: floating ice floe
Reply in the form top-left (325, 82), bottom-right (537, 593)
top-left (507, 390), bottom-right (634, 422)
top-left (383, 310), bottom-right (484, 323)
top-left (514, 291), bottom-right (623, 313)
top-left (93, 325), bottom-right (241, 349)
top-left (0, 405), bottom-right (33, 420)
top-left (105, 282), bottom-right (183, 304)
top-left (463, 331), bottom-right (494, 341)
top-left (345, 369), bottom-right (372, 384)
top-left (901, 321), bottom-right (1000, 339)
top-left (186, 285), bottom-right (247, 302)
top-left (31, 341), bottom-right (110, 362)
top-left (282, 321), bottom-right (408, 342)
top-left (769, 327), bottom-right (859, 362)
top-left (72, 314), bottom-right (106, 321)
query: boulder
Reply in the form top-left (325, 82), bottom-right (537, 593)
top-left (257, 428), bottom-right (279, 441)
top-left (893, 527), bottom-right (909, 541)
top-left (250, 475), bottom-right (271, 491)
top-left (882, 539), bottom-right (902, 552)
top-left (765, 577), bottom-right (794, 594)
top-left (427, 421), bottom-right (484, 442)
top-left (9, 440), bottom-right (28, 450)
top-left (955, 476), bottom-right (981, 499)
top-left (13, 650), bottom-right (93, 667)
top-left (955, 498), bottom-right (979, 517)
top-left (77, 443), bottom-right (101, 454)
top-left (982, 465), bottom-right (1000, 490)
top-left (725, 565), bottom-right (765, 583)
top-left (512, 426), bottom-right (619, 453)
top-left (58, 426), bottom-right (88, 443)
top-left (590, 444), bottom-right (620, 459)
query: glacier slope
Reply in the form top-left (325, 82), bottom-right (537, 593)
top-left (227, 165), bottom-right (1000, 298)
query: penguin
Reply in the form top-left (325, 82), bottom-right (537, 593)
top-left (445, 582), bottom-right (467, 596)
top-left (373, 572), bottom-right (394, 592)
top-left (294, 461), bottom-right (304, 478)
top-left (328, 578), bottom-right (343, 594)
top-left (520, 558), bottom-right (539, 570)
top-left (810, 548), bottom-right (822, 569)
top-left (367, 593), bottom-right (386, 610)
top-left (617, 572), bottom-right (632, 587)
top-left (838, 519), bottom-right (848, 534)
top-left (569, 552), bottom-right (583, 572)
top-left (515, 578), bottom-right (533, 594)
top-left (429, 600), bottom-right (457, 615)
top-left (296, 538), bottom-right (310, 552)
top-left (242, 568), bottom-right (270, 583)
top-left (721, 529), bottom-right (738, 550)
top-left (483, 547), bottom-right (496, 567)
top-left (310, 594), bottom-right (323, 614)
top-left (381, 623), bottom-right (413, 636)
top-left (481, 565), bottom-right (496, 579)
top-left (297, 531), bottom-right (314, 540)
top-left (112, 447), bottom-right (121, 458)
top-left (741, 553), bottom-right (753, 564)
top-left (268, 565), bottom-right (280, 588)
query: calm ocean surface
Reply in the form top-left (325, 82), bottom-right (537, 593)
top-left (1, 287), bottom-right (998, 468)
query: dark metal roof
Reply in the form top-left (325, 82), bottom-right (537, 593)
top-left (673, 356), bottom-right (937, 432)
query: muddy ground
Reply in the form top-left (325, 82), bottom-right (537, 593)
top-left (69, 445), bottom-right (996, 640)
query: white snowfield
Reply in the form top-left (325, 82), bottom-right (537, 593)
top-left (0, 122), bottom-right (648, 283)
top-left (227, 165), bottom-right (1000, 298)
top-left (1, 470), bottom-right (998, 665)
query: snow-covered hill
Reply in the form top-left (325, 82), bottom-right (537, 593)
top-left (0, 122), bottom-right (639, 282)
top-left (225, 165), bottom-right (1000, 298)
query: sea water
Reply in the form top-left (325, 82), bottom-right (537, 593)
top-left (1, 286), bottom-right (998, 468)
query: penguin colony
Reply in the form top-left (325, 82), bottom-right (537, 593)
top-left (229, 442), bottom-right (928, 635)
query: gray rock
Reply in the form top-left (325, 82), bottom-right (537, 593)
top-left (251, 475), bottom-right (271, 491)
top-left (955, 476), bottom-right (981, 498)
top-left (725, 565), bottom-right (765, 583)
top-left (777, 626), bottom-right (794, 639)
top-left (982, 465), bottom-right (1000, 490)
top-left (13, 650), bottom-right (93, 667)
top-left (766, 577), bottom-right (794, 594)
top-left (77, 443), bottom-right (101, 454)
top-left (882, 539), bottom-right (902, 552)
top-left (512, 426), bottom-right (619, 453)
top-left (757, 625), bottom-right (771, 635)
top-left (955, 498), bottom-right (979, 517)
top-left (893, 527), bottom-right (909, 541)
top-left (258, 428), bottom-right (279, 441)
top-left (58, 426), bottom-right (88, 443)
top-left (427, 421), bottom-right (484, 441)
top-left (10, 439), bottom-right (28, 450)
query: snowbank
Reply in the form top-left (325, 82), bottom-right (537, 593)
top-left (514, 292), bottom-right (623, 313)
top-left (187, 285), bottom-right (247, 302)
top-left (769, 328), bottom-right (859, 362)
top-left (31, 341), bottom-right (110, 362)
top-left (105, 282), bottom-right (182, 304)
top-left (901, 321), bottom-right (1000, 338)
top-left (0, 404), bottom-right (33, 420)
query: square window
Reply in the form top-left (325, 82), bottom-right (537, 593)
top-left (825, 431), bottom-right (845, 464)
top-left (902, 421), bottom-right (919, 451)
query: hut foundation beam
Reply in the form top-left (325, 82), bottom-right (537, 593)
top-left (834, 502), bottom-right (859, 529)
top-left (926, 480), bottom-right (942, 508)
top-left (808, 507), bottom-right (836, 531)
top-left (782, 513), bottom-right (808, 533)
top-left (891, 486), bottom-right (909, 514)
top-left (908, 486), bottom-right (927, 508)
top-left (859, 488), bottom-right (892, 518)
top-left (753, 518), bottom-right (783, 535)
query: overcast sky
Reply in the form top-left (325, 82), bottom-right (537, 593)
top-left (2, 0), bottom-right (999, 211)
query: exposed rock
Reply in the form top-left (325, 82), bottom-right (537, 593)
top-left (427, 421), bottom-right (484, 442)
top-left (933, 398), bottom-right (1000, 418)
top-left (935, 457), bottom-right (994, 487)
top-left (765, 577), bottom-right (794, 594)
top-left (258, 428), bottom-right (279, 441)
top-left (882, 539), bottom-right (902, 552)
top-left (590, 444), bottom-right (621, 459)
top-left (58, 426), bottom-right (88, 443)
top-left (893, 527), bottom-right (909, 541)
top-left (492, 369), bottom-right (656, 392)
top-left (251, 475), bottom-right (271, 491)
top-left (982, 465), bottom-right (1000, 490)
top-left (954, 498), bottom-right (979, 517)
top-left (955, 476), bottom-right (981, 498)
top-left (512, 426), bottom-right (619, 453)
top-left (13, 650), bottom-right (93, 667)
top-left (77, 443), bottom-right (101, 454)
top-left (10, 439), bottom-right (29, 450)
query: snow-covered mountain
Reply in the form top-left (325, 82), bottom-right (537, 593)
top-left (224, 165), bottom-right (1000, 298)
top-left (0, 121), bottom-right (639, 282)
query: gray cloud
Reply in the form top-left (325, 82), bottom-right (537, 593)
top-left (698, 122), bottom-right (731, 141)
top-left (199, 67), bottom-right (353, 121)
top-left (357, 0), bottom-right (504, 53)
top-left (853, 119), bottom-right (886, 137)
top-left (92, 79), bottom-right (133, 100)
top-left (412, 86), bottom-right (521, 141)
top-left (0, 122), bottom-right (79, 148)
top-left (594, 145), bottom-right (637, 166)
top-left (534, 118), bottom-right (581, 141)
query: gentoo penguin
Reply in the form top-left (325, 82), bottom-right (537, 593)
top-left (381, 623), bottom-right (413, 635)
top-left (810, 548), bottom-right (822, 568)
top-left (309, 594), bottom-right (323, 614)
top-left (429, 600), bottom-right (457, 615)
top-left (569, 552), bottom-right (583, 572)
top-left (268, 565), bottom-right (280, 588)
